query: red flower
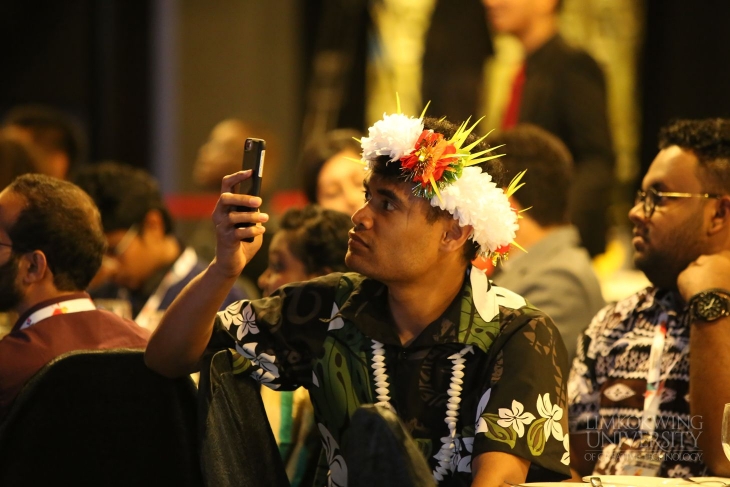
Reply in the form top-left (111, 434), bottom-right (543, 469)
top-left (400, 130), bottom-right (458, 188)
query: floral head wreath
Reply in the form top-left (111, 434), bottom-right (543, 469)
top-left (358, 99), bottom-right (525, 262)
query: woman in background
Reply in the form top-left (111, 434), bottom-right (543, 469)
top-left (255, 204), bottom-right (352, 487)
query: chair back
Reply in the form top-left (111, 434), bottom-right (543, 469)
top-left (198, 349), bottom-right (290, 487)
top-left (0, 348), bottom-right (202, 487)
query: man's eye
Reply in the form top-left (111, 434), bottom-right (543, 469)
top-left (382, 200), bottom-right (394, 211)
top-left (363, 190), bottom-right (371, 202)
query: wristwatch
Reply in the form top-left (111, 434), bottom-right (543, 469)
top-left (687, 288), bottom-right (730, 322)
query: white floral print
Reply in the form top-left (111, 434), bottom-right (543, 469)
top-left (475, 388), bottom-right (492, 434)
top-left (497, 400), bottom-right (535, 438)
top-left (318, 423), bottom-right (347, 487)
top-left (236, 303), bottom-right (259, 340)
top-left (561, 434), bottom-right (570, 465)
top-left (536, 393), bottom-right (564, 441)
top-left (450, 436), bottom-right (474, 473)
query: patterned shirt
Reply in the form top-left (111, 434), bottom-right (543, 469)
top-left (568, 286), bottom-right (706, 478)
top-left (211, 270), bottom-right (571, 486)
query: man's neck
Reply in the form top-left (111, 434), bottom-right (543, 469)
top-left (386, 264), bottom-right (466, 346)
top-left (518, 18), bottom-right (557, 54)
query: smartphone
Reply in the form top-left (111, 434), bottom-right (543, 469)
top-left (236, 138), bottom-right (266, 241)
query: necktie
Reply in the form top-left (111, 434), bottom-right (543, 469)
top-left (501, 63), bottom-right (526, 129)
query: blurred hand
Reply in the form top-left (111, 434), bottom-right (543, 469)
top-left (211, 170), bottom-right (268, 279)
top-left (677, 250), bottom-right (730, 301)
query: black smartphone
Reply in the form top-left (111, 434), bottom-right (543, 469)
top-left (236, 138), bottom-right (266, 241)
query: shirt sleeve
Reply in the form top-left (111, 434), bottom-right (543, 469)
top-left (208, 273), bottom-right (345, 391)
top-left (472, 306), bottom-right (572, 478)
top-left (568, 303), bottom-right (612, 433)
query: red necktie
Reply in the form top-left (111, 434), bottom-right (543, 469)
top-left (501, 64), bottom-right (526, 130)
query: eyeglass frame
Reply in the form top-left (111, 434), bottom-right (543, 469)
top-left (107, 224), bottom-right (139, 258)
top-left (635, 187), bottom-right (724, 219)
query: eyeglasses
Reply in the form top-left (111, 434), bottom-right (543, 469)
top-left (108, 225), bottom-right (138, 258)
top-left (635, 188), bottom-right (723, 218)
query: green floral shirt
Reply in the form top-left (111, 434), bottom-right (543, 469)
top-left (211, 270), bottom-right (571, 486)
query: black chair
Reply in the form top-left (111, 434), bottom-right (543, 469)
top-left (197, 349), bottom-right (290, 487)
top-left (0, 348), bottom-right (202, 487)
top-left (342, 404), bottom-right (436, 487)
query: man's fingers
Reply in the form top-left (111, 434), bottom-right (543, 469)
top-left (221, 170), bottom-right (252, 194)
top-left (218, 192), bottom-right (263, 210)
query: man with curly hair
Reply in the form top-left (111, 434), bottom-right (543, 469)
top-left (0, 175), bottom-right (149, 419)
top-left (568, 118), bottom-right (730, 478)
top-left (146, 115), bottom-right (571, 487)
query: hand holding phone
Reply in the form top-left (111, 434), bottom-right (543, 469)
top-left (236, 138), bottom-right (266, 242)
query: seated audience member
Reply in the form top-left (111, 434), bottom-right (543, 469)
top-left (3, 104), bottom-right (87, 180)
top-left (569, 118), bottom-right (730, 478)
top-left (0, 133), bottom-right (37, 190)
top-left (490, 124), bottom-right (605, 359)
top-left (301, 129), bottom-right (366, 216)
top-left (146, 113), bottom-right (571, 486)
top-left (256, 204), bottom-right (351, 486)
top-left (0, 174), bottom-right (149, 419)
top-left (74, 162), bottom-right (248, 330)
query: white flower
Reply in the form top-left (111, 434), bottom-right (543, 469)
top-left (235, 343), bottom-right (280, 388)
top-left (318, 423), bottom-right (348, 487)
top-left (561, 434), bottom-right (570, 465)
top-left (236, 303), bottom-right (259, 340)
top-left (218, 300), bottom-right (244, 329)
top-left (475, 388), bottom-right (492, 434)
top-left (432, 167), bottom-right (518, 254)
top-left (497, 400), bottom-right (535, 438)
top-left (536, 393), bottom-right (564, 441)
top-left (451, 436), bottom-right (474, 473)
top-left (360, 113), bottom-right (423, 164)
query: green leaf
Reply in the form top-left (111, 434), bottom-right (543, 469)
top-left (481, 413), bottom-right (517, 448)
top-left (527, 417), bottom-right (547, 456)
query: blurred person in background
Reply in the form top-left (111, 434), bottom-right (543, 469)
top-left (75, 162), bottom-right (248, 331)
top-left (0, 174), bottom-right (149, 420)
top-left (569, 118), bottom-right (730, 478)
top-left (3, 104), bottom-right (87, 180)
top-left (490, 124), bottom-right (604, 360)
top-left (483, 0), bottom-right (615, 257)
top-left (255, 204), bottom-right (352, 487)
top-left (301, 129), bottom-right (365, 217)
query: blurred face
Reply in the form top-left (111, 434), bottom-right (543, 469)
top-left (346, 173), bottom-right (448, 284)
top-left (258, 231), bottom-right (313, 297)
top-left (482, 0), bottom-right (543, 36)
top-left (194, 120), bottom-right (247, 188)
top-left (317, 150), bottom-right (366, 216)
top-left (104, 226), bottom-right (159, 291)
top-left (628, 146), bottom-right (711, 289)
top-left (0, 189), bottom-right (25, 312)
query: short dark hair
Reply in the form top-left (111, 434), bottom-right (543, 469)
top-left (73, 161), bottom-right (174, 234)
top-left (0, 134), bottom-right (38, 190)
top-left (7, 174), bottom-right (106, 291)
top-left (370, 116), bottom-right (507, 262)
top-left (489, 124), bottom-right (573, 226)
top-left (301, 129), bottom-right (363, 203)
top-left (658, 118), bottom-right (730, 194)
top-left (279, 204), bottom-right (352, 274)
top-left (3, 104), bottom-right (86, 173)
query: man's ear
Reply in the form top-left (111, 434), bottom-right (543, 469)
top-left (20, 250), bottom-right (49, 285)
top-left (442, 219), bottom-right (472, 253)
top-left (709, 196), bottom-right (730, 234)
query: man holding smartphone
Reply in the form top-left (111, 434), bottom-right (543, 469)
top-left (146, 114), bottom-right (571, 486)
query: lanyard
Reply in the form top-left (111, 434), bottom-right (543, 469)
top-left (19, 298), bottom-right (97, 331)
top-left (134, 247), bottom-right (197, 330)
top-left (640, 311), bottom-right (685, 434)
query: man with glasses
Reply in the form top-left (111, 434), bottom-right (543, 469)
top-left (0, 174), bottom-right (149, 419)
top-left (568, 118), bottom-right (730, 478)
top-left (74, 162), bottom-right (248, 331)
